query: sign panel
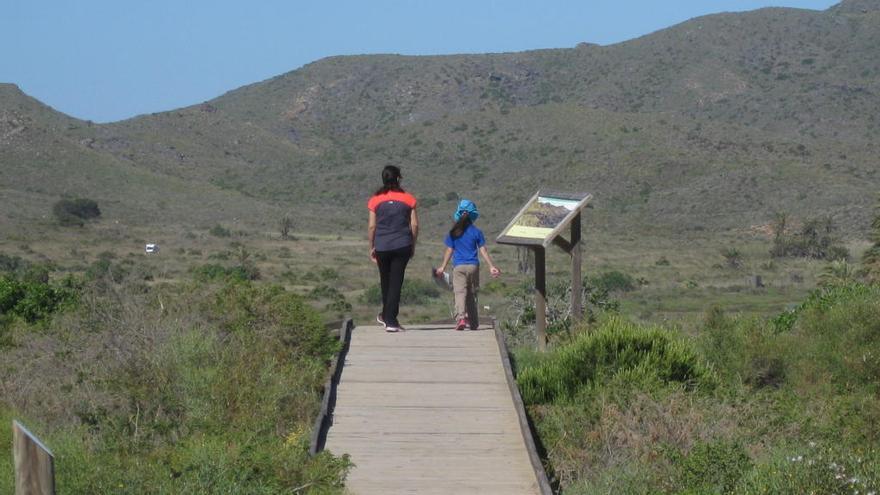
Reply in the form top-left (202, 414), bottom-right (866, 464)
top-left (497, 191), bottom-right (591, 247)
top-left (505, 196), bottom-right (582, 240)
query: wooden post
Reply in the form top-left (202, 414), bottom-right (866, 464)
top-left (570, 213), bottom-right (582, 322)
top-left (534, 246), bottom-right (546, 351)
top-left (12, 420), bottom-right (55, 495)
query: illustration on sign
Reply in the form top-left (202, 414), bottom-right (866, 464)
top-left (504, 196), bottom-right (582, 240)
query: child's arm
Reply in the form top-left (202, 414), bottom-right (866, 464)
top-left (435, 247), bottom-right (453, 277)
top-left (479, 246), bottom-right (501, 278)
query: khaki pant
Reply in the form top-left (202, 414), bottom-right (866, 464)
top-left (452, 264), bottom-right (480, 324)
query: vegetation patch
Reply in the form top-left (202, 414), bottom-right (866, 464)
top-left (517, 316), bottom-right (715, 404)
top-left (52, 198), bottom-right (101, 227)
top-left (0, 261), bottom-right (349, 493)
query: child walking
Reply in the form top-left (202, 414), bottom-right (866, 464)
top-left (434, 199), bottom-right (501, 331)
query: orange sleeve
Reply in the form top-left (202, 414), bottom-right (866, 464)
top-left (367, 195), bottom-right (380, 211)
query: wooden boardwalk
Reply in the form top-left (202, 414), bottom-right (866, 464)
top-left (323, 323), bottom-right (545, 494)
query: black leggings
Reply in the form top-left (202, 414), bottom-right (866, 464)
top-left (376, 246), bottom-right (412, 327)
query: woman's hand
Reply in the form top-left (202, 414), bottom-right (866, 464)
top-left (370, 247), bottom-right (377, 264)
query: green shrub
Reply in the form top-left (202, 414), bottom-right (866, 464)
top-left (0, 275), bottom-right (77, 323)
top-left (212, 281), bottom-right (339, 359)
top-left (209, 224), bottom-right (232, 237)
top-left (517, 316), bottom-right (715, 404)
top-left (673, 440), bottom-right (752, 493)
top-left (589, 270), bottom-right (638, 293)
top-left (0, 253), bottom-right (28, 273)
top-left (771, 283), bottom-right (878, 333)
top-left (191, 263), bottom-right (259, 282)
top-left (52, 198), bottom-right (100, 226)
top-left (86, 258), bottom-right (128, 283)
top-left (0, 275), bottom-right (24, 313)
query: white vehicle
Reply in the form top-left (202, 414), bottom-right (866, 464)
top-left (145, 243), bottom-right (159, 254)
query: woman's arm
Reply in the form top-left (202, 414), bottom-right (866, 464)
top-left (410, 207), bottom-right (419, 243)
top-left (368, 210), bottom-right (377, 262)
top-left (410, 207), bottom-right (419, 257)
top-left (479, 246), bottom-right (501, 277)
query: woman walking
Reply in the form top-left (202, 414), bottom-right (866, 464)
top-left (434, 199), bottom-right (500, 331)
top-left (368, 165), bottom-right (418, 332)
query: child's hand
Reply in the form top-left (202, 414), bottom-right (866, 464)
top-left (370, 248), bottom-right (377, 264)
top-left (434, 267), bottom-right (445, 278)
top-left (490, 266), bottom-right (501, 278)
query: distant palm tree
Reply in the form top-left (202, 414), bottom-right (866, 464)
top-left (820, 260), bottom-right (856, 287)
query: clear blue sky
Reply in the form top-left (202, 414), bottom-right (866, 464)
top-left (1, 0), bottom-right (838, 123)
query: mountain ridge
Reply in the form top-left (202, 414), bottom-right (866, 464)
top-left (1, 1), bottom-right (878, 238)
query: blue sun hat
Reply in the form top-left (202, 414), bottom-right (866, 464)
top-left (453, 199), bottom-right (479, 222)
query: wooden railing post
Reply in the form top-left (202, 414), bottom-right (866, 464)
top-left (12, 420), bottom-right (55, 495)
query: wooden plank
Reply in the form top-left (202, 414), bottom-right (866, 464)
top-left (12, 420), bottom-right (55, 495)
top-left (323, 323), bottom-right (543, 494)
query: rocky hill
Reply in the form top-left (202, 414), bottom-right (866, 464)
top-left (1, 0), bottom-right (878, 237)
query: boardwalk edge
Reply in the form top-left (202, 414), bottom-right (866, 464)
top-left (309, 317), bottom-right (354, 457)
top-left (493, 319), bottom-right (554, 495)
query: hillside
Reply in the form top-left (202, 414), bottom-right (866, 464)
top-left (0, 84), bottom-right (283, 232)
top-left (1, 0), bottom-right (878, 238)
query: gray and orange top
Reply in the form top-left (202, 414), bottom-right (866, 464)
top-left (368, 191), bottom-right (417, 252)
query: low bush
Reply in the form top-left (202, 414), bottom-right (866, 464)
top-left (52, 198), bottom-right (101, 226)
top-left (674, 439), bottom-right (753, 493)
top-left (209, 224), bottom-right (232, 237)
top-left (0, 274), bottom-right (77, 323)
top-left (589, 270), bottom-right (638, 293)
top-left (517, 316), bottom-right (715, 404)
top-left (308, 285), bottom-right (352, 317)
top-left (191, 263), bottom-right (259, 282)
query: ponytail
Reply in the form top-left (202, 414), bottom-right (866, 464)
top-left (449, 213), bottom-right (472, 239)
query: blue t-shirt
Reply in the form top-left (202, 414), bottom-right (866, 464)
top-left (444, 224), bottom-right (485, 266)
